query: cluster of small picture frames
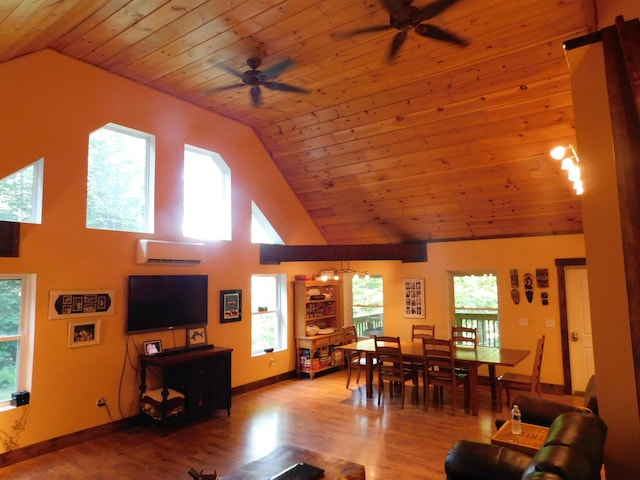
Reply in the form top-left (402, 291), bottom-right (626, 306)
top-left (47, 290), bottom-right (116, 348)
top-left (142, 326), bottom-right (208, 356)
top-left (510, 269), bottom-right (550, 305)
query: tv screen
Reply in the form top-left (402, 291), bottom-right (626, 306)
top-left (126, 275), bottom-right (208, 334)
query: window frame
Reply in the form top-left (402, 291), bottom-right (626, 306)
top-left (351, 273), bottom-right (384, 338)
top-left (0, 274), bottom-right (36, 410)
top-left (250, 274), bottom-right (287, 356)
top-left (251, 200), bottom-right (283, 244)
top-left (86, 123), bottom-right (155, 233)
top-left (0, 158), bottom-right (44, 224)
top-left (183, 144), bottom-right (231, 241)
top-left (450, 271), bottom-right (500, 347)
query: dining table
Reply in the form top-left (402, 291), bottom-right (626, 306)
top-left (338, 338), bottom-right (530, 415)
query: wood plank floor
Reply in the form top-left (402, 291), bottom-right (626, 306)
top-left (0, 370), bottom-right (582, 479)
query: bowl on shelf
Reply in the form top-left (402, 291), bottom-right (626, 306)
top-left (305, 325), bottom-right (320, 336)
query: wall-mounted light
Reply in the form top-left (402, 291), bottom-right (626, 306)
top-left (550, 144), bottom-right (583, 195)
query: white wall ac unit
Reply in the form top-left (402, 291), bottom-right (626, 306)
top-left (136, 239), bottom-right (205, 265)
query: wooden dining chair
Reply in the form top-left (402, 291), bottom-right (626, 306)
top-left (422, 338), bottom-right (469, 415)
top-left (496, 334), bottom-right (546, 411)
top-left (451, 326), bottom-right (478, 347)
top-left (412, 324), bottom-right (436, 341)
top-left (374, 335), bottom-right (418, 408)
top-left (407, 324), bottom-right (436, 374)
top-left (344, 325), bottom-right (364, 388)
top-left (449, 326), bottom-right (478, 378)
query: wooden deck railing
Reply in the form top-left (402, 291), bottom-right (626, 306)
top-left (454, 311), bottom-right (500, 347)
top-left (352, 314), bottom-right (384, 338)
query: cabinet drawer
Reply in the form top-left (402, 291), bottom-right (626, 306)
top-left (314, 336), bottom-right (330, 347)
top-left (329, 333), bottom-right (343, 344)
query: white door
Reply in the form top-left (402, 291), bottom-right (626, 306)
top-left (566, 266), bottom-right (595, 393)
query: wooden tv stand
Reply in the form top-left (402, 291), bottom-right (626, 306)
top-left (139, 346), bottom-right (233, 430)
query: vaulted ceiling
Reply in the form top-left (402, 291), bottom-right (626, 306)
top-left (0, 0), bottom-right (597, 244)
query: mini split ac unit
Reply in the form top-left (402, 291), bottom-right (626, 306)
top-left (136, 239), bottom-right (205, 265)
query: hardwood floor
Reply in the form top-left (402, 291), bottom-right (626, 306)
top-left (0, 370), bottom-right (581, 479)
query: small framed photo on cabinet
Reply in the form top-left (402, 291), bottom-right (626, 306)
top-left (143, 340), bottom-right (163, 356)
top-left (187, 327), bottom-right (208, 346)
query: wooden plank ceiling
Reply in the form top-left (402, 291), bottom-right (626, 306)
top-left (0, 0), bottom-right (597, 244)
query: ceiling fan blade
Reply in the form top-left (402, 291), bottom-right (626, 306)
top-left (389, 30), bottom-right (407, 58)
top-left (202, 83), bottom-right (246, 95)
top-left (344, 24), bottom-right (393, 37)
top-left (219, 63), bottom-right (245, 79)
top-left (260, 59), bottom-right (296, 80)
top-left (415, 23), bottom-right (469, 46)
top-left (419, 0), bottom-right (462, 19)
top-left (382, 0), bottom-right (410, 17)
top-left (263, 81), bottom-right (310, 94)
top-left (250, 86), bottom-right (262, 107)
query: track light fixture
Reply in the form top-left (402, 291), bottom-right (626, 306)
top-left (550, 144), bottom-right (583, 195)
top-left (319, 261), bottom-right (370, 281)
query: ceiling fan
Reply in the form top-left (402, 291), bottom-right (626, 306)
top-left (205, 57), bottom-right (310, 108)
top-left (347, 0), bottom-right (469, 59)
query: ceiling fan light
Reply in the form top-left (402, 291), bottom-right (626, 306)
top-left (561, 157), bottom-right (574, 170)
top-left (574, 180), bottom-right (584, 195)
top-left (568, 165), bottom-right (581, 182)
top-left (550, 146), bottom-right (567, 160)
top-left (353, 272), bottom-right (360, 281)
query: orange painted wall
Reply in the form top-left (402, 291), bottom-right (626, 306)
top-left (0, 50), bottom-right (587, 452)
top-left (340, 234), bottom-right (585, 386)
top-left (0, 50), bottom-right (327, 449)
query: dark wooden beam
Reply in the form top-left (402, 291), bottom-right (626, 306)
top-left (259, 241), bottom-right (427, 264)
top-left (0, 221), bottom-right (19, 257)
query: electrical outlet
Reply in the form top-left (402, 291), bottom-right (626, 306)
top-left (96, 397), bottom-right (106, 407)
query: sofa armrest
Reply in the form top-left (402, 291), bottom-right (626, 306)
top-left (445, 440), bottom-right (532, 480)
top-left (511, 394), bottom-right (578, 427)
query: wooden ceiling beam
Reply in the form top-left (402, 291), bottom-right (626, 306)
top-left (259, 241), bottom-right (427, 265)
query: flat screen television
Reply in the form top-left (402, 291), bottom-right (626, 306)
top-left (126, 275), bottom-right (208, 334)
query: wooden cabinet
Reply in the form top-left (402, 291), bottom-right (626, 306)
top-left (294, 280), bottom-right (344, 379)
top-left (139, 346), bottom-right (232, 430)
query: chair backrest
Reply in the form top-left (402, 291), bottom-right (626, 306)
top-left (530, 334), bottom-right (546, 390)
top-left (422, 338), bottom-right (456, 378)
top-left (412, 324), bottom-right (435, 341)
top-left (374, 335), bottom-right (404, 378)
top-left (451, 326), bottom-right (477, 348)
top-left (344, 325), bottom-right (357, 344)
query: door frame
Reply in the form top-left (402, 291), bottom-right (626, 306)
top-left (555, 257), bottom-right (586, 395)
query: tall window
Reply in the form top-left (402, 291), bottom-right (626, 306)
top-left (0, 275), bottom-right (35, 408)
top-left (183, 145), bottom-right (231, 241)
top-left (0, 159), bottom-right (44, 223)
top-left (452, 272), bottom-right (499, 346)
top-left (251, 201), bottom-right (283, 244)
top-left (351, 274), bottom-right (384, 338)
top-left (87, 124), bottom-right (155, 233)
top-left (251, 274), bottom-right (287, 355)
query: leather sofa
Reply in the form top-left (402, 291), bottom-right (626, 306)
top-left (444, 409), bottom-right (607, 480)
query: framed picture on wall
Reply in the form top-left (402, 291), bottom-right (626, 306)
top-left (220, 289), bottom-right (242, 323)
top-left (68, 319), bottom-right (101, 348)
top-left (49, 289), bottom-right (115, 319)
top-left (403, 278), bottom-right (425, 318)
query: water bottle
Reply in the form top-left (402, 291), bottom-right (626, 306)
top-left (511, 404), bottom-right (522, 435)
